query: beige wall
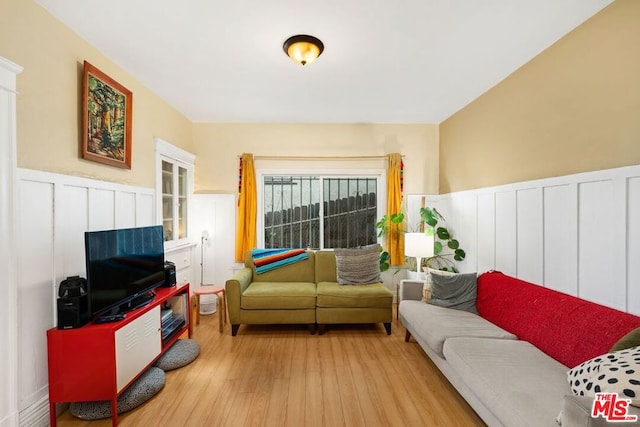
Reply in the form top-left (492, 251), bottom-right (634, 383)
top-left (0, 0), bottom-right (193, 188)
top-left (192, 123), bottom-right (439, 195)
top-left (439, 0), bottom-right (640, 193)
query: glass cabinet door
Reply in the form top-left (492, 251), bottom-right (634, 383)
top-left (162, 160), bottom-right (174, 242)
top-left (178, 166), bottom-right (188, 240)
top-left (159, 158), bottom-right (192, 244)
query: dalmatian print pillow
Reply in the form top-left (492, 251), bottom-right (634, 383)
top-left (567, 345), bottom-right (640, 407)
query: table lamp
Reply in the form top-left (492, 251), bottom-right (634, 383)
top-left (404, 232), bottom-right (435, 276)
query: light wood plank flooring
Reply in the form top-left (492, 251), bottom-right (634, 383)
top-left (55, 307), bottom-right (485, 426)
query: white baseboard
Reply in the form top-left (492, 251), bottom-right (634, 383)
top-left (18, 396), bottom-right (49, 427)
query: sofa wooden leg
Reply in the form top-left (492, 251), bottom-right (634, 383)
top-left (405, 329), bottom-right (412, 342)
top-left (231, 324), bottom-right (240, 336)
top-left (383, 322), bottom-right (391, 335)
top-left (308, 324), bottom-right (317, 335)
top-left (318, 324), bottom-right (327, 335)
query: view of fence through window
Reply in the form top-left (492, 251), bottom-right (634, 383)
top-left (263, 176), bottom-right (378, 249)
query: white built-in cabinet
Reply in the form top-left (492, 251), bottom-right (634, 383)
top-left (165, 245), bottom-right (194, 287)
top-left (155, 137), bottom-right (196, 286)
top-left (0, 55), bottom-right (22, 427)
top-left (155, 137), bottom-right (195, 245)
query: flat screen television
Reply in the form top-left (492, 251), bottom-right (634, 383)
top-left (85, 225), bottom-right (165, 318)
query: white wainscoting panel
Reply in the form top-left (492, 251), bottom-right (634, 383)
top-left (628, 177), bottom-right (640, 315)
top-left (17, 180), bottom-right (55, 411)
top-left (495, 191), bottom-right (517, 277)
top-left (116, 191), bottom-right (137, 229)
top-left (137, 193), bottom-right (155, 226)
top-left (476, 193), bottom-right (496, 274)
top-left (89, 188), bottom-right (116, 231)
top-left (16, 169), bottom-right (154, 421)
top-left (408, 164), bottom-right (640, 315)
top-left (60, 186), bottom-right (89, 277)
top-left (516, 188), bottom-right (543, 285)
top-left (543, 184), bottom-right (578, 296)
top-left (578, 180), bottom-right (621, 309)
top-left (451, 194), bottom-right (478, 274)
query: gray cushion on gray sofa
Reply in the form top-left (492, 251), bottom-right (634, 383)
top-left (400, 300), bottom-right (516, 357)
top-left (443, 337), bottom-right (569, 427)
top-left (428, 271), bottom-right (478, 314)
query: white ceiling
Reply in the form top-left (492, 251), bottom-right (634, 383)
top-left (36, 0), bottom-right (613, 124)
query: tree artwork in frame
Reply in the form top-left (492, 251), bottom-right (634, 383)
top-left (82, 61), bottom-right (132, 169)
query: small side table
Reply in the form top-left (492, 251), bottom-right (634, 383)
top-left (191, 285), bottom-right (226, 333)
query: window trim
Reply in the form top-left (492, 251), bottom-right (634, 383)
top-left (256, 167), bottom-right (386, 249)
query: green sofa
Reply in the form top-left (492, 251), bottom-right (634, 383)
top-left (225, 250), bottom-right (393, 336)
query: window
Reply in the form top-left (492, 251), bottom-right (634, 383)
top-left (260, 173), bottom-right (383, 249)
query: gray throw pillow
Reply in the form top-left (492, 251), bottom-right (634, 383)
top-left (334, 244), bottom-right (381, 285)
top-left (428, 272), bottom-right (478, 314)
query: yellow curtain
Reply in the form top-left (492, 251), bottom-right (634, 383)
top-left (235, 153), bottom-right (257, 262)
top-left (386, 153), bottom-right (404, 265)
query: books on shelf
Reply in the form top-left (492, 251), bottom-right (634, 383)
top-left (161, 313), bottom-right (185, 341)
top-left (161, 308), bottom-right (173, 323)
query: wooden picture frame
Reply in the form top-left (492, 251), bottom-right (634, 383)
top-left (82, 61), bottom-right (132, 169)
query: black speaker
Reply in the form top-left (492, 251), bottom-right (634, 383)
top-left (57, 294), bottom-right (90, 329)
top-left (163, 261), bottom-right (177, 287)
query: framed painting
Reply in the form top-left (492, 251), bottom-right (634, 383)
top-left (82, 61), bottom-right (132, 169)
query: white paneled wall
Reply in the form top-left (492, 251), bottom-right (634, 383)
top-left (17, 179), bottom-right (54, 413)
top-left (476, 193), bottom-right (496, 274)
top-left (191, 194), bottom-right (237, 286)
top-left (516, 188), bottom-right (543, 285)
top-left (16, 169), bottom-right (154, 424)
top-left (409, 164), bottom-right (640, 315)
top-left (629, 178), bottom-right (640, 315)
top-left (543, 184), bottom-right (578, 295)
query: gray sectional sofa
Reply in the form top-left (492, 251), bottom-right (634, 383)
top-left (399, 271), bottom-right (640, 427)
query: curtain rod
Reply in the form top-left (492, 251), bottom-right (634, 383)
top-left (245, 155), bottom-right (404, 161)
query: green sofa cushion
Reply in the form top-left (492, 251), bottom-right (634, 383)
top-left (316, 281), bottom-right (392, 308)
top-left (241, 282), bottom-right (317, 309)
top-left (315, 250), bottom-right (338, 283)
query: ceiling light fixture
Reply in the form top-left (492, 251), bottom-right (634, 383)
top-left (283, 35), bottom-right (324, 66)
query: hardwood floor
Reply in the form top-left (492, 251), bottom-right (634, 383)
top-left (55, 307), bottom-right (485, 427)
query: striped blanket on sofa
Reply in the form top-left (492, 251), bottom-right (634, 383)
top-left (251, 248), bottom-right (308, 274)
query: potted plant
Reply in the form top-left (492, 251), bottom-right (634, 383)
top-left (376, 206), bottom-right (465, 273)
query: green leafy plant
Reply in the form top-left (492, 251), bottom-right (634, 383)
top-left (376, 212), bottom-right (404, 272)
top-left (376, 206), bottom-right (465, 273)
top-left (419, 206), bottom-right (465, 272)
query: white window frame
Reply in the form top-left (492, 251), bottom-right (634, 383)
top-left (256, 167), bottom-right (386, 249)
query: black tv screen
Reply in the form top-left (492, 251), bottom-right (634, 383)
top-left (85, 225), bottom-right (165, 318)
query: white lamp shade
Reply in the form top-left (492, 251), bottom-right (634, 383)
top-left (404, 232), bottom-right (435, 258)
